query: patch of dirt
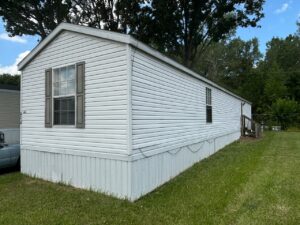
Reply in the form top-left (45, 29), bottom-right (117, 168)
top-left (239, 136), bottom-right (262, 142)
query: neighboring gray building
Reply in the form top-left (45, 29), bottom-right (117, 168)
top-left (18, 23), bottom-right (252, 201)
top-left (0, 85), bottom-right (20, 144)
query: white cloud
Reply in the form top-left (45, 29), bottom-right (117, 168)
top-left (275, 3), bottom-right (289, 14)
top-left (0, 33), bottom-right (27, 44)
top-left (0, 51), bottom-right (30, 74)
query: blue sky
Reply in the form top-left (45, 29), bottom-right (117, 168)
top-left (0, 0), bottom-right (299, 74)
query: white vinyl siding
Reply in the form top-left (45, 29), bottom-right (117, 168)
top-left (131, 49), bottom-right (242, 158)
top-left (21, 31), bottom-right (129, 155)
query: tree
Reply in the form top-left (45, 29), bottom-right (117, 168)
top-left (193, 37), bottom-right (262, 89)
top-left (0, 0), bottom-right (72, 39)
top-left (263, 64), bottom-right (287, 104)
top-left (222, 38), bottom-right (262, 90)
top-left (238, 67), bottom-right (266, 115)
top-left (1, 0), bottom-right (265, 67)
top-left (264, 35), bottom-right (300, 102)
top-left (0, 0), bottom-right (143, 39)
top-left (136, 0), bottom-right (265, 67)
top-left (70, 0), bottom-right (142, 33)
top-left (271, 98), bottom-right (299, 129)
top-left (0, 74), bottom-right (20, 88)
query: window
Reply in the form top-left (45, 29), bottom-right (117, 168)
top-left (206, 87), bottom-right (212, 123)
top-left (53, 65), bottom-right (76, 125)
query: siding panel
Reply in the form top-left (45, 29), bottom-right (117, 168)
top-left (131, 49), bottom-right (242, 157)
top-left (0, 90), bottom-right (20, 129)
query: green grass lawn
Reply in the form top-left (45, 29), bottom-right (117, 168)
top-left (0, 132), bottom-right (299, 225)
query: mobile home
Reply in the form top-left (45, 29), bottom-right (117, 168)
top-left (18, 23), bottom-right (251, 200)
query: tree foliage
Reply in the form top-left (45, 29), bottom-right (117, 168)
top-left (0, 74), bottom-right (20, 88)
top-left (271, 98), bottom-right (299, 129)
top-left (0, 0), bottom-right (143, 39)
top-left (70, 0), bottom-right (142, 33)
top-left (136, 0), bottom-right (265, 66)
top-left (194, 37), bottom-right (262, 90)
top-left (0, 0), bottom-right (72, 39)
top-left (263, 64), bottom-right (287, 105)
top-left (0, 0), bottom-right (265, 66)
top-left (263, 35), bottom-right (300, 102)
top-left (193, 24), bottom-right (300, 128)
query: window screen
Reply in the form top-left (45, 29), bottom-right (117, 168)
top-left (53, 65), bottom-right (76, 125)
top-left (206, 88), bottom-right (212, 123)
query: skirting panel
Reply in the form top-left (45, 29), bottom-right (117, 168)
top-left (21, 131), bottom-right (240, 201)
top-left (131, 131), bottom-right (240, 200)
top-left (21, 149), bottom-right (131, 199)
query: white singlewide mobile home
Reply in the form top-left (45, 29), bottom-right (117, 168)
top-left (18, 23), bottom-right (251, 200)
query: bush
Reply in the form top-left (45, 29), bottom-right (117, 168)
top-left (0, 73), bottom-right (20, 88)
top-left (271, 98), bottom-right (299, 130)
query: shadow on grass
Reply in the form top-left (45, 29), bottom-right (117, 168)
top-left (0, 165), bottom-right (20, 175)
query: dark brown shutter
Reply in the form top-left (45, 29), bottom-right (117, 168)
top-left (45, 69), bottom-right (52, 127)
top-left (76, 62), bottom-right (85, 128)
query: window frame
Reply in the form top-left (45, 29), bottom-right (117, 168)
top-left (206, 87), bottom-right (212, 123)
top-left (51, 64), bottom-right (77, 127)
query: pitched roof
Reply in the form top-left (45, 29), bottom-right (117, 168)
top-left (18, 23), bottom-right (251, 104)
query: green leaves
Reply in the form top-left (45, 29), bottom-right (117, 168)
top-left (135, 0), bottom-right (265, 66)
top-left (0, 0), bottom-right (72, 39)
top-left (271, 99), bottom-right (299, 129)
top-left (0, 74), bottom-right (20, 88)
top-left (0, 0), bottom-right (264, 65)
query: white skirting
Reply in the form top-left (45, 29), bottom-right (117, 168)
top-left (130, 131), bottom-right (240, 200)
top-left (21, 149), bottom-right (131, 199)
top-left (21, 131), bottom-right (240, 201)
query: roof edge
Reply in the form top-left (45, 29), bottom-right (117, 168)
top-left (17, 23), bottom-right (131, 70)
top-left (18, 23), bottom-right (251, 104)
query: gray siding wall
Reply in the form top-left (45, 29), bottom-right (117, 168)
top-left (0, 90), bottom-right (20, 128)
top-left (0, 90), bottom-right (20, 144)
